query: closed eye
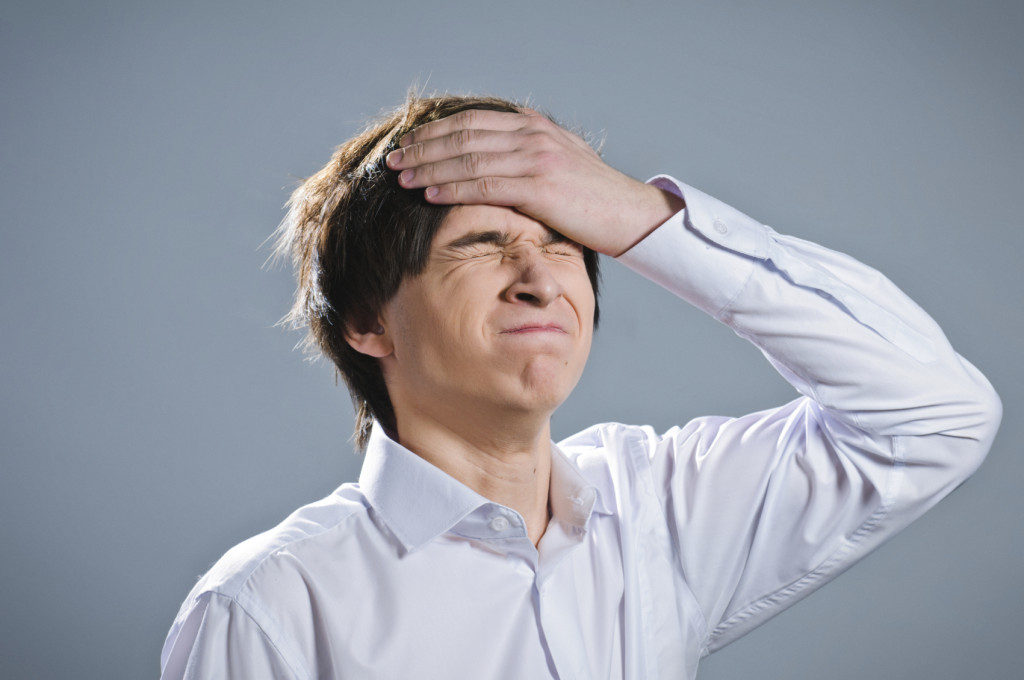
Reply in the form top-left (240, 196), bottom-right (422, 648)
top-left (441, 227), bottom-right (582, 259)
top-left (463, 245), bottom-right (504, 258)
top-left (542, 240), bottom-right (584, 259)
top-left (540, 230), bottom-right (583, 257)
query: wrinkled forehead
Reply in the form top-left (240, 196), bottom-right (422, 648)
top-left (433, 204), bottom-right (566, 249)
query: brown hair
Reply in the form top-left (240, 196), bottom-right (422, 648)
top-left (273, 94), bottom-right (601, 449)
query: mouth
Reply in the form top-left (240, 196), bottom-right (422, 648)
top-left (499, 323), bottom-right (567, 335)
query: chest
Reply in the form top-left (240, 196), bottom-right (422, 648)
top-left (311, 520), bottom-right (627, 679)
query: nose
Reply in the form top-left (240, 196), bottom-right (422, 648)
top-left (503, 253), bottom-right (563, 307)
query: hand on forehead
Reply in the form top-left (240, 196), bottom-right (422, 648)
top-left (386, 107), bottom-right (683, 257)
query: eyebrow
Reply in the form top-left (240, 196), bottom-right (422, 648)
top-left (444, 230), bottom-right (512, 251)
top-left (442, 228), bottom-right (573, 251)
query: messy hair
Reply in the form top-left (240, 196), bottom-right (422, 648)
top-left (273, 94), bottom-right (600, 449)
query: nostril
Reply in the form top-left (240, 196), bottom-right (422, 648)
top-left (515, 292), bottom-right (540, 303)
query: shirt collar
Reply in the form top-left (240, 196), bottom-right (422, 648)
top-left (549, 440), bottom-right (613, 526)
top-left (359, 425), bottom-right (612, 553)
top-left (359, 425), bottom-right (490, 553)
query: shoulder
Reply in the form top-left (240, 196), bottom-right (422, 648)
top-left (558, 421), bottom-right (658, 456)
top-left (555, 412), bottom-right (794, 506)
top-left (560, 401), bottom-right (816, 463)
top-left (178, 484), bottom-right (373, 611)
top-left (557, 418), bottom-right (725, 466)
top-left (556, 422), bottom-right (669, 509)
top-left (163, 484), bottom-right (378, 677)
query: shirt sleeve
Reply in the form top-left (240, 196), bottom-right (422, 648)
top-left (615, 176), bottom-right (1002, 653)
top-left (160, 592), bottom-right (301, 680)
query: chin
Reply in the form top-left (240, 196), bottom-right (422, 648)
top-left (513, 367), bottom-right (583, 410)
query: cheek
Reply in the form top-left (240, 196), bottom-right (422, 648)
top-left (571, 284), bottom-right (596, 365)
top-left (573, 330), bottom-right (594, 379)
top-left (569, 275), bottom-right (597, 327)
top-left (393, 292), bottom-right (488, 364)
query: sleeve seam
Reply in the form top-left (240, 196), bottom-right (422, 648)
top-left (703, 433), bottom-right (904, 651)
top-left (710, 250), bottom-right (758, 320)
top-left (212, 591), bottom-right (308, 680)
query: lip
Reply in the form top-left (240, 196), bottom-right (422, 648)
top-left (499, 322), bottom-right (567, 334)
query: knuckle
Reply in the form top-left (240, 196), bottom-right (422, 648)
top-left (521, 129), bottom-right (551, 154)
top-left (533, 149), bottom-right (559, 170)
top-left (462, 152), bottom-right (484, 175)
top-left (479, 176), bottom-right (502, 196)
top-left (523, 111), bottom-right (549, 129)
top-left (533, 131), bottom-right (558, 150)
top-left (449, 128), bottom-right (473, 151)
top-left (447, 182), bottom-right (462, 202)
top-left (408, 142), bottom-right (426, 161)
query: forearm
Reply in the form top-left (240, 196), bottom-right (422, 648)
top-left (618, 176), bottom-right (1001, 448)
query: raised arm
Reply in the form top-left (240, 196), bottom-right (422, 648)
top-left (610, 176), bottom-right (1002, 649)
top-left (390, 109), bottom-right (1002, 653)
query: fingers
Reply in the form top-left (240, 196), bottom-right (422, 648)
top-left (397, 109), bottom-right (530, 147)
top-left (387, 108), bottom-right (584, 177)
top-left (388, 128), bottom-right (519, 175)
top-left (423, 176), bottom-right (533, 207)
top-left (386, 110), bottom-right (543, 197)
top-left (383, 106), bottom-right (597, 212)
top-left (395, 146), bottom-right (545, 192)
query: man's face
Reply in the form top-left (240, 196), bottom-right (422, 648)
top-left (375, 204), bottom-right (595, 432)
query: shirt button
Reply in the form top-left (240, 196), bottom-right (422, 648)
top-left (489, 516), bottom-right (510, 532)
top-left (713, 218), bottom-right (729, 235)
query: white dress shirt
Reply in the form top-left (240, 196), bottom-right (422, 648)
top-left (160, 176), bottom-right (1001, 679)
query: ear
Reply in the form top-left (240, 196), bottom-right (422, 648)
top-left (344, 321), bottom-right (394, 359)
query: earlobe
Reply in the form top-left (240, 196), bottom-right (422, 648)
top-left (345, 323), bottom-right (394, 359)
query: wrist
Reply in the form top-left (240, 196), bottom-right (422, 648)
top-left (608, 183), bottom-right (686, 257)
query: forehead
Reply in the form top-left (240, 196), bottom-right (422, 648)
top-left (433, 204), bottom-right (556, 246)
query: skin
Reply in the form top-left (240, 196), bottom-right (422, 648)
top-left (349, 206), bottom-right (594, 544)
top-left (352, 109), bottom-right (686, 545)
top-left (387, 108), bottom-right (685, 256)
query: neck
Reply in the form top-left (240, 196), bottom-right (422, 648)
top-left (394, 406), bottom-right (553, 545)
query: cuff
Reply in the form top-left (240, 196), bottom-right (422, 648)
top-left (615, 175), bottom-right (769, 318)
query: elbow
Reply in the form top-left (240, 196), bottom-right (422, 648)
top-left (966, 377), bottom-right (1001, 474)
top-left (901, 365), bottom-right (1002, 492)
top-left (938, 371), bottom-right (1002, 483)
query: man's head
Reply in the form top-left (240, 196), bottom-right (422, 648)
top-left (275, 94), bottom-right (600, 448)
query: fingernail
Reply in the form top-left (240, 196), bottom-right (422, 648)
top-left (425, 186), bottom-right (439, 199)
top-left (386, 149), bottom-right (403, 167)
top-left (399, 169), bottom-right (414, 184)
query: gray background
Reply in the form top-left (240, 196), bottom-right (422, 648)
top-left (2, 1), bottom-right (1020, 678)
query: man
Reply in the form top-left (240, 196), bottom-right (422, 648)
top-left (161, 94), bottom-right (1001, 679)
